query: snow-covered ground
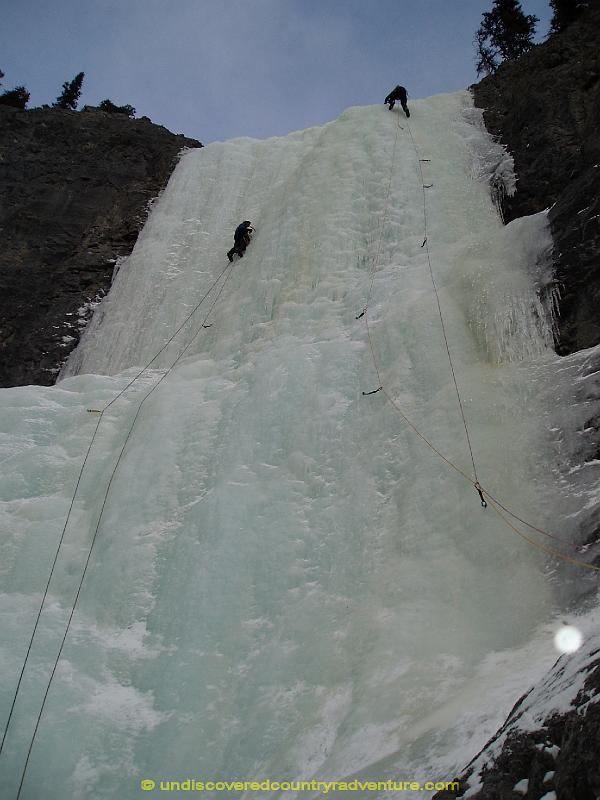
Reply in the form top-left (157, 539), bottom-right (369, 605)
top-left (1, 92), bottom-right (597, 799)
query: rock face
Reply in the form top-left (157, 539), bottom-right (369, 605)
top-left (0, 105), bottom-right (200, 386)
top-left (434, 646), bottom-right (600, 800)
top-left (472, 2), bottom-right (600, 355)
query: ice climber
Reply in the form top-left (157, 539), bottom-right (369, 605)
top-left (227, 221), bottom-right (254, 262)
top-left (384, 85), bottom-right (410, 117)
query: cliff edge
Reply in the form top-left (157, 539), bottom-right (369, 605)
top-left (0, 105), bottom-right (200, 386)
top-left (473, 2), bottom-right (600, 355)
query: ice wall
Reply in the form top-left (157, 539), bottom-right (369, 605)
top-left (0, 93), bottom-right (581, 799)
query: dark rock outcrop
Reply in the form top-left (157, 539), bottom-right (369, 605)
top-left (472, 3), bottom-right (600, 355)
top-left (0, 105), bottom-right (200, 386)
top-left (434, 649), bottom-right (600, 800)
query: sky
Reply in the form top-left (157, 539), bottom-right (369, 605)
top-left (1, 0), bottom-right (553, 144)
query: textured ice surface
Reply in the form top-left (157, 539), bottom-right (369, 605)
top-left (0, 93), bottom-right (590, 799)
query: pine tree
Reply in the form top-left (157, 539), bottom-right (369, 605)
top-left (475, 29), bottom-right (500, 75)
top-left (54, 72), bottom-right (85, 110)
top-left (549, 0), bottom-right (587, 33)
top-left (98, 98), bottom-right (136, 118)
top-left (475, 0), bottom-right (538, 75)
top-left (0, 86), bottom-right (30, 109)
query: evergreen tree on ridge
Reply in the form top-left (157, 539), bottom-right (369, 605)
top-left (54, 72), bottom-right (85, 110)
top-left (475, 0), bottom-right (538, 75)
top-left (549, 0), bottom-right (588, 33)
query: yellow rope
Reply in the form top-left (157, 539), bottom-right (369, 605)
top-left (360, 108), bottom-right (598, 574)
top-left (487, 496), bottom-right (600, 572)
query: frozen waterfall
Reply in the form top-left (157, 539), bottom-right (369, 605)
top-left (0, 92), bottom-right (588, 799)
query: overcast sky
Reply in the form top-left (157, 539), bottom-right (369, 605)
top-left (2, 0), bottom-right (552, 144)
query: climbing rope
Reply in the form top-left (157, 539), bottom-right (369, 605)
top-left (14, 262), bottom-right (237, 799)
top-left (4, 144), bottom-right (265, 789)
top-left (407, 121), bottom-right (479, 484)
top-left (359, 108), bottom-right (599, 572)
top-left (487, 498), bottom-right (600, 572)
top-left (95, 260), bottom-right (235, 413)
top-left (360, 111), bottom-right (479, 488)
top-left (1, 257), bottom-right (237, 795)
top-left (13, 263), bottom-right (237, 798)
top-left (4, 110), bottom-right (599, 794)
top-left (0, 259), bottom-right (234, 763)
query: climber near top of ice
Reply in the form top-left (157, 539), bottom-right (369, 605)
top-left (384, 85), bottom-right (410, 118)
top-left (227, 220), bottom-right (254, 263)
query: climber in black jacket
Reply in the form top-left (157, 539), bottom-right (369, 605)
top-left (384, 85), bottom-right (410, 117)
top-left (227, 221), bottom-right (254, 262)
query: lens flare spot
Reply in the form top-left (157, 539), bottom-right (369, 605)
top-left (554, 625), bottom-right (583, 654)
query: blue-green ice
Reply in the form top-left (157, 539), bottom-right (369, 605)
top-left (1, 93), bottom-right (591, 799)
